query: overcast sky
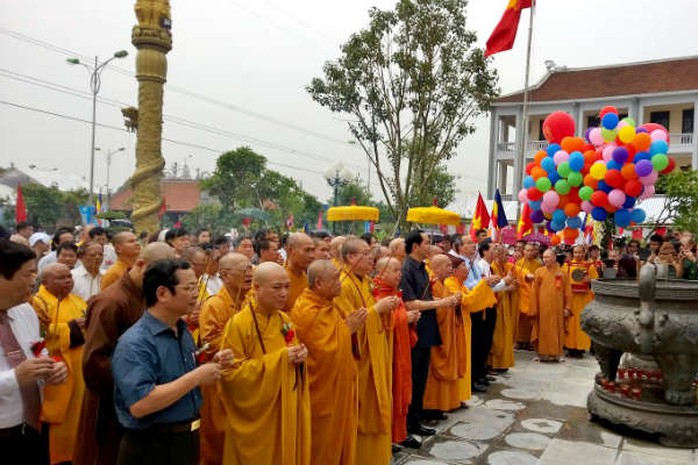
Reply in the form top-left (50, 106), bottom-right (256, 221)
top-left (1, 0), bottom-right (697, 210)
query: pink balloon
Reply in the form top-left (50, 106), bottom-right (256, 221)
top-left (639, 171), bottom-right (658, 186)
top-left (541, 202), bottom-right (555, 214)
top-left (608, 189), bottom-right (626, 207)
top-left (602, 144), bottom-right (616, 162)
top-left (581, 200), bottom-right (594, 213)
top-left (589, 128), bottom-right (604, 146)
top-left (639, 184), bottom-right (655, 200)
top-left (650, 129), bottom-right (668, 142)
top-left (518, 188), bottom-right (529, 203)
top-left (553, 150), bottom-right (570, 166)
top-left (543, 190), bottom-right (560, 207)
top-left (617, 120), bottom-right (628, 129)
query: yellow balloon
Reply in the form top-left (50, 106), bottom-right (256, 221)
top-left (618, 125), bottom-right (635, 144)
top-left (590, 161), bottom-right (607, 180)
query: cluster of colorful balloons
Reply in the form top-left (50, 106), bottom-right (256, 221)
top-left (517, 107), bottom-right (676, 244)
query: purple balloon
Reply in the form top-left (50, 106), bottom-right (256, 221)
top-left (530, 209), bottom-right (544, 223)
top-left (584, 127), bottom-right (593, 142)
top-left (612, 147), bottom-right (629, 164)
top-left (635, 159), bottom-right (653, 177)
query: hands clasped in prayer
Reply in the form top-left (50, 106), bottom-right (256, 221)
top-left (287, 343), bottom-right (308, 365)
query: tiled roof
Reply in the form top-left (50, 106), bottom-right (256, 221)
top-left (110, 178), bottom-right (202, 212)
top-left (495, 56), bottom-right (698, 104)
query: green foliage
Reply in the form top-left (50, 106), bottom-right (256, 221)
top-left (307, 0), bottom-right (499, 232)
top-left (182, 203), bottom-right (236, 234)
top-left (200, 147), bottom-right (266, 211)
top-left (2, 184), bottom-right (88, 230)
top-left (653, 169), bottom-right (698, 234)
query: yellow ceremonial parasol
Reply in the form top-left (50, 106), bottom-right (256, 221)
top-left (406, 199), bottom-right (461, 226)
top-left (327, 203), bottom-right (380, 222)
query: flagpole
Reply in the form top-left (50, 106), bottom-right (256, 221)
top-left (515, 0), bottom-right (536, 213)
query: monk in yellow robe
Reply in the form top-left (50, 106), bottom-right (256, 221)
top-left (515, 243), bottom-right (541, 349)
top-left (32, 263), bottom-right (87, 464)
top-left (199, 253), bottom-right (253, 465)
top-left (489, 244), bottom-right (520, 369)
top-left (100, 231), bottom-right (141, 290)
top-left (530, 249), bottom-right (571, 362)
top-left (561, 245), bottom-right (598, 356)
top-left (337, 238), bottom-right (398, 465)
top-left (291, 260), bottom-right (365, 465)
top-left (283, 233), bottom-right (315, 312)
top-left (218, 262), bottom-right (311, 465)
top-left (424, 254), bottom-right (497, 413)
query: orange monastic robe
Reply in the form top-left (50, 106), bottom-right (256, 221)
top-left (424, 279), bottom-right (496, 411)
top-left (199, 286), bottom-right (246, 465)
top-left (290, 289), bottom-right (358, 465)
top-left (489, 261), bottom-right (520, 369)
top-left (218, 299), bottom-right (311, 465)
top-left (561, 260), bottom-right (598, 351)
top-left (32, 286), bottom-right (87, 464)
top-left (530, 264), bottom-right (571, 358)
top-left (283, 266), bottom-right (308, 312)
top-left (514, 258), bottom-right (541, 344)
top-left (338, 270), bottom-right (392, 465)
top-left (100, 258), bottom-right (129, 291)
top-left (373, 280), bottom-right (414, 444)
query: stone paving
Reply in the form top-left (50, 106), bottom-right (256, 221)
top-left (391, 350), bottom-right (697, 465)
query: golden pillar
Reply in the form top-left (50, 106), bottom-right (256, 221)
top-left (129, 0), bottom-right (172, 233)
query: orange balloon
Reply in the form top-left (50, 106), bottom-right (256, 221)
top-left (563, 228), bottom-right (579, 240)
top-left (561, 136), bottom-right (585, 153)
top-left (531, 166), bottom-right (546, 180)
top-left (534, 150), bottom-right (547, 164)
top-left (583, 150), bottom-right (597, 164)
top-left (621, 163), bottom-right (638, 181)
top-left (584, 174), bottom-right (598, 189)
top-left (564, 203), bottom-right (580, 217)
top-left (551, 235), bottom-right (561, 245)
top-left (632, 132), bottom-right (652, 152)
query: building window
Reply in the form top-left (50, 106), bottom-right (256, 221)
top-left (682, 109), bottom-right (694, 133)
top-left (587, 115), bottom-right (600, 129)
top-left (650, 111), bottom-right (670, 129)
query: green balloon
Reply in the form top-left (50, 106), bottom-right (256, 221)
top-left (579, 186), bottom-right (593, 201)
top-left (601, 128), bottom-right (617, 142)
top-left (536, 177), bottom-right (552, 192)
top-left (567, 171), bottom-right (583, 187)
top-left (652, 153), bottom-right (669, 171)
top-left (621, 117), bottom-right (636, 127)
top-left (557, 162), bottom-right (571, 178)
top-left (555, 179), bottom-right (571, 195)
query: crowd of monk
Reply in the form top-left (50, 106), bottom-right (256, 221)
top-left (3, 224), bottom-right (697, 465)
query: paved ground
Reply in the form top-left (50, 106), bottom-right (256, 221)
top-left (391, 350), bottom-right (697, 465)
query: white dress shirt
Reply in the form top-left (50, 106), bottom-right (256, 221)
top-left (0, 303), bottom-right (42, 428)
top-left (205, 273), bottom-right (223, 296)
top-left (101, 244), bottom-right (117, 272)
top-left (71, 264), bottom-right (104, 302)
top-left (478, 258), bottom-right (508, 293)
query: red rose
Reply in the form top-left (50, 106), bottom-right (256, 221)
top-left (30, 339), bottom-right (46, 357)
top-left (284, 328), bottom-right (295, 345)
top-left (51, 355), bottom-right (63, 363)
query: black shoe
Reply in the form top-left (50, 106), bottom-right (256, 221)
top-left (478, 377), bottom-right (490, 386)
top-left (400, 436), bottom-right (422, 449)
top-left (392, 443), bottom-right (404, 454)
top-left (485, 375), bottom-right (497, 382)
top-left (407, 425), bottom-right (436, 436)
top-left (459, 402), bottom-right (470, 409)
top-left (472, 383), bottom-right (488, 393)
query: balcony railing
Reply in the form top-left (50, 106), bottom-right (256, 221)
top-left (496, 140), bottom-right (548, 152)
top-left (669, 133), bottom-right (694, 147)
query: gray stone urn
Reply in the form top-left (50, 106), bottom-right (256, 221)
top-left (580, 263), bottom-right (698, 447)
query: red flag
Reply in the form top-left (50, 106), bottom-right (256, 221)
top-left (632, 228), bottom-right (643, 240)
top-left (158, 197), bottom-right (167, 219)
top-left (485, 0), bottom-right (533, 57)
top-left (469, 193), bottom-right (490, 241)
top-left (15, 184), bottom-right (27, 224)
top-left (517, 203), bottom-right (533, 239)
top-left (316, 209), bottom-right (323, 231)
top-left (456, 222), bottom-right (466, 235)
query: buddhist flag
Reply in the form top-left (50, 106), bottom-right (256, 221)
top-left (95, 191), bottom-right (103, 214)
top-left (517, 203), bottom-right (533, 239)
top-left (485, 0), bottom-right (533, 57)
top-left (491, 189), bottom-right (509, 230)
top-left (470, 192), bottom-right (490, 241)
top-left (15, 184), bottom-right (27, 224)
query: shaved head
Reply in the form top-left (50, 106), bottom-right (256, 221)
top-left (287, 232), bottom-right (312, 250)
top-left (430, 253), bottom-right (453, 281)
top-left (140, 242), bottom-right (176, 265)
top-left (219, 252), bottom-right (248, 270)
top-left (42, 262), bottom-right (68, 282)
top-left (42, 262), bottom-right (73, 299)
top-left (307, 259), bottom-right (337, 289)
top-left (254, 261), bottom-right (287, 286)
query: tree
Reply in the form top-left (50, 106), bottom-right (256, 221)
top-left (307, 0), bottom-right (499, 232)
top-left (1, 184), bottom-right (88, 230)
top-left (650, 169), bottom-right (698, 235)
top-left (182, 203), bottom-right (236, 235)
top-left (200, 147), bottom-right (265, 212)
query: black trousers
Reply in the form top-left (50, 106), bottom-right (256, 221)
top-left (471, 306), bottom-right (497, 382)
top-left (118, 428), bottom-right (199, 465)
top-left (0, 423), bottom-right (48, 465)
top-left (407, 346), bottom-right (431, 428)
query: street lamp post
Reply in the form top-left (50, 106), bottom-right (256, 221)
top-left (67, 50), bottom-right (128, 206)
top-left (324, 164), bottom-right (352, 233)
top-left (96, 147), bottom-right (126, 211)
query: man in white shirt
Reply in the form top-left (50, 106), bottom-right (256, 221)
top-left (0, 239), bottom-right (67, 463)
top-left (72, 241), bottom-right (105, 302)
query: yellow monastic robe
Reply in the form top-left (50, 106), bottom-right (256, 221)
top-left (530, 265), bottom-right (570, 358)
top-left (426, 278), bottom-right (496, 410)
top-left (218, 300), bottom-right (311, 465)
top-left (290, 289), bottom-right (357, 465)
top-left (100, 258), bottom-right (129, 291)
top-left (514, 258), bottom-right (541, 344)
top-left (561, 260), bottom-right (598, 351)
top-left (199, 286), bottom-right (246, 465)
top-left (283, 266), bottom-right (308, 313)
top-left (32, 286), bottom-right (87, 464)
top-left (489, 261), bottom-right (520, 369)
top-left (337, 269), bottom-right (391, 465)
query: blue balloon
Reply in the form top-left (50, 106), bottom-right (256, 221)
top-left (548, 171), bottom-right (560, 184)
top-left (602, 112), bottom-right (619, 130)
top-left (630, 208), bottom-right (646, 224)
top-left (614, 208), bottom-right (632, 227)
top-left (597, 180), bottom-right (612, 193)
top-left (606, 160), bottom-right (620, 171)
top-left (547, 143), bottom-right (561, 157)
top-left (541, 157), bottom-right (556, 173)
top-left (623, 196), bottom-right (636, 209)
top-left (523, 175), bottom-right (536, 189)
top-left (591, 207), bottom-right (608, 221)
top-left (634, 151), bottom-right (651, 162)
top-left (552, 209), bottom-right (566, 222)
top-left (650, 140), bottom-right (668, 156)
top-left (567, 216), bottom-right (582, 229)
top-left (550, 220), bottom-right (565, 232)
top-left (529, 200), bottom-right (542, 211)
top-left (569, 151), bottom-right (584, 171)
